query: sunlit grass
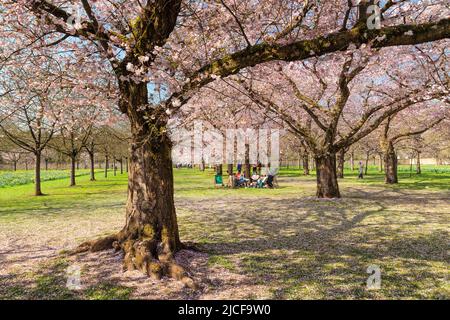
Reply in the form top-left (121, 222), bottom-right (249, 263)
top-left (0, 165), bottom-right (449, 299)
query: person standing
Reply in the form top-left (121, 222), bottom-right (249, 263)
top-left (358, 161), bottom-right (364, 179)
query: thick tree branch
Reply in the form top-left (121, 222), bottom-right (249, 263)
top-left (169, 18), bottom-right (450, 110)
top-left (391, 117), bottom-right (446, 142)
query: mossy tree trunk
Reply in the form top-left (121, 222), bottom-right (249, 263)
top-left (315, 153), bottom-right (340, 198)
top-left (80, 80), bottom-right (187, 282)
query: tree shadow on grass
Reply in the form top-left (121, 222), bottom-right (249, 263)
top-left (178, 190), bottom-right (449, 299)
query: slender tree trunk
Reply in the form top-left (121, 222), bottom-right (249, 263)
top-left (378, 153), bottom-right (383, 172)
top-left (409, 156), bottom-right (413, 177)
top-left (70, 155), bottom-right (76, 186)
top-left (89, 151), bottom-right (96, 181)
top-left (105, 155), bottom-right (109, 178)
top-left (13, 161), bottom-right (17, 171)
top-left (350, 151), bottom-right (355, 171)
top-left (384, 141), bottom-right (398, 184)
top-left (337, 149), bottom-right (345, 179)
top-left (365, 152), bottom-right (370, 175)
top-left (35, 151), bottom-right (43, 196)
top-left (227, 163), bottom-right (234, 188)
top-left (416, 152), bottom-right (421, 174)
top-left (244, 143), bottom-right (251, 179)
top-left (25, 161), bottom-right (28, 171)
top-left (303, 153), bottom-right (310, 175)
top-left (45, 159), bottom-right (49, 171)
top-left (120, 158), bottom-right (124, 174)
top-left (315, 153), bottom-right (340, 198)
top-left (113, 158), bottom-right (117, 176)
top-left (200, 158), bottom-right (205, 171)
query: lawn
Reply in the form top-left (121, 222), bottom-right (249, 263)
top-left (0, 166), bottom-right (449, 299)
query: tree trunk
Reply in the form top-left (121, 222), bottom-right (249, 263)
top-left (315, 153), bottom-right (340, 198)
top-left (409, 156), bottom-right (413, 177)
top-left (303, 153), bottom-right (310, 175)
top-left (70, 155), bottom-right (76, 186)
top-left (244, 143), bottom-right (251, 179)
top-left (416, 152), bottom-right (421, 174)
top-left (13, 161), bottom-right (17, 171)
top-left (35, 151), bottom-right (43, 196)
top-left (117, 126), bottom-right (182, 277)
top-left (113, 158), bottom-right (117, 176)
top-left (75, 81), bottom-right (192, 285)
top-left (378, 153), bottom-right (383, 172)
top-left (365, 152), bottom-right (370, 175)
top-left (125, 157), bottom-right (128, 173)
top-left (200, 158), bottom-right (205, 171)
top-left (384, 141), bottom-right (398, 184)
top-left (350, 151), bottom-right (355, 171)
top-left (120, 158), bottom-right (124, 174)
top-left (105, 156), bottom-right (109, 178)
top-left (89, 151), bottom-right (96, 181)
top-left (45, 159), bottom-right (49, 171)
top-left (337, 149), bottom-right (345, 179)
top-left (227, 163), bottom-right (235, 188)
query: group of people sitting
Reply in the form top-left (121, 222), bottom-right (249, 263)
top-left (231, 164), bottom-right (278, 189)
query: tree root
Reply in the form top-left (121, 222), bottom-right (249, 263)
top-left (70, 234), bottom-right (119, 254)
top-left (69, 234), bottom-right (197, 289)
top-left (180, 241), bottom-right (203, 252)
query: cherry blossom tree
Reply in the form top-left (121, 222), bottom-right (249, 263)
top-left (197, 43), bottom-right (448, 197)
top-left (379, 104), bottom-right (448, 183)
top-left (0, 53), bottom-right (63, 195)
top-left (1, 0), bottom-right (449, 281)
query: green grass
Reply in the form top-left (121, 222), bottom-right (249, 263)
top-left (0, 169), bottom-right (92, 188)
top-left (0, 165), bottom-right (449, 299)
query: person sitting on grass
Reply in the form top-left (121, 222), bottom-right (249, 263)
top-left (257, 175), bottom-right (266, 188)
top-left (235, 171), bottom-right (250, 187)
top-left (250, 173), bottom-right (260, 188)
top-left (235, 171), bottom-right (244, 187)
